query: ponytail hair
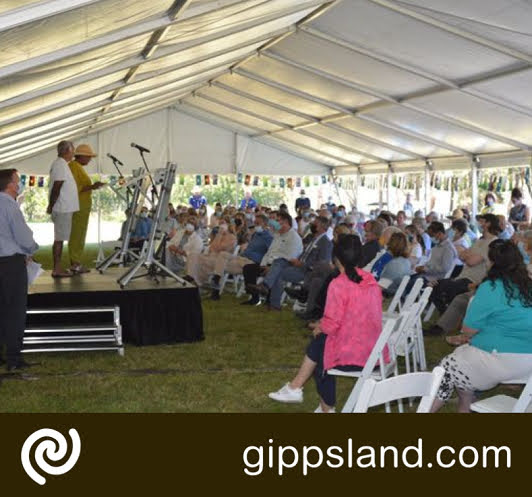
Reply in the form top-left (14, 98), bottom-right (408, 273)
top-left (333, 234), bottom-right (363, 284)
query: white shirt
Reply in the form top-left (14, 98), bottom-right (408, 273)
top-left (168, 229), bottom-right (204, 256)
top-left (326, 226), bottom-right (334, 240)
top-left (49, 157), bottom-right (79, 213)
top-left (261, 228), bottom-right (303, 265)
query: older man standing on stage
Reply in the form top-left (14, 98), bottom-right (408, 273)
top-left (47, 140), bottom-right (79, 278)
top-left (68, 144), bottom-right (105, 274)
top-left (0, 169), bottom-right (39, 371)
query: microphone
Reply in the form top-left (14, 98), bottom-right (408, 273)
top-left (107, 153), bottom-right (123, 166)
top-left (131, 142), bottom-right (151, 154)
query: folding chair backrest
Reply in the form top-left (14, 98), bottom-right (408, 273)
top-left (402, 277), bottom-right (424, 312)
top-left (361, 317), bottom-right (399, 379)
top-left (386, 275), bottom-right (410, 315)
top-left (413, 287), bottom-right (433, 321)
top-left (513, 374), bottom-right (532, 413)
top-left (353, 367), bottom-right (445, 413)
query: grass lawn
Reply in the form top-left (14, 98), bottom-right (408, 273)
top-left (0, 245), bottom-right (515, 412)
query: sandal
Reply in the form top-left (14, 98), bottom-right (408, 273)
top-left (445, 335), bottom-right (469, 346)
top-left (51, 270), bottom-right (74, 278)
top-left (70, 265), bottom-right (90, 274)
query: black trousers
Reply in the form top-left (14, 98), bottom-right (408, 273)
top-left (429, 277), bottom-right (471, 314)
top-left (242, 263), bottom-right (264, 299)
top-left (0, 255), bottom-right (28, 366)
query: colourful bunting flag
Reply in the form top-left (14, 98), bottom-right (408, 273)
top-left (38, 177), bottom-right (44, 187)
top-left (29, 176), bottom-right (35, 187)
top-left (204, 175), bottom-right (210, 186)
top-left (195, 175), bottom-right (202, 186)
top-left (213, 174), bottom-right (218, 186)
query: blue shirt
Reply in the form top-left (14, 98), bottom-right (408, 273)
top-left (133, 217), bottom-right (152, 240)
top-left (242, 229), bottom-right (273, 264)
top-left (189, 195), bottom-right (207, 210)
top-left (240, 197), bottom-right (257, 210)
top-left (371, 252), bottom-right (393, 280)
top-left (466, 279), bottom-right (532, 354)
top-left (0, 192), bottom-right (39, 256)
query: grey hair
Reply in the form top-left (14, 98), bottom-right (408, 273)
top-left (57, 140), bottom-right (74, 157)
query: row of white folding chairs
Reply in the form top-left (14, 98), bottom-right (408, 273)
top-left (383, 275), bottom-right (432, 373)
top-left (329, 308), bottom-right (419, 413)
top-left (422, 263), bottom-right (456, 323)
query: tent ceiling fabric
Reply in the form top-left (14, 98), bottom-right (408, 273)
top-left (1, 0), bottom-right (532, 174)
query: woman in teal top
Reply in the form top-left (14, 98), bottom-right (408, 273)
top-left (431, 240), bottom-right (532, 412)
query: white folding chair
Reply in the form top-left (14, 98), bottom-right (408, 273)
top-left (329, 315), bottom-right (408, 413)
top-left (218, 245), bottom-right (240, 295)
top-left (383, 275), bottom-right (410, 318)
top-left (384, 277), bottom-right (424, 324)
top-left (353, 366), bottom-right (445, 413)
top-left (395, 287), bottom-right (433, 373)
top-left (423, 264), bottom-right (456, 323)
top-left (471, 374), bottom-right (532, 413)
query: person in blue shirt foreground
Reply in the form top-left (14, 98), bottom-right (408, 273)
top-left (431, 240), bottom-right (532, 413)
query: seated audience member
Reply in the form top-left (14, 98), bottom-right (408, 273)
top-left (186, 216), bottom-right (236, 284)
top-left (396, 210), bottom-right (408, 231)
top-left (425, 214), bottom-right (501, 335)
top-left (450, 218), bottom-right (470, 277)
top-left (159, 206), bottom-right (179, 238)
top-left (431, 241), bottom-right (532, 413)
top-left (377, 211), bottom-right (394, 228)
top-left (242, 211), bottom-right (303, 305)
top-left (367, 226), bottom-right (402, 279)
top-left (360, 220), bottom-right (384, 268)
top-left (294, 224), bottom-right (351, 320)
top-left (209, 203), bottom-right (223, 229)
top-left (279, 203), bottom-right (298, 231)
top-left (234, 212), bottom-right (249, 246)
top-left (412, 217), bottom-right (432, 258)
top-left (413, 221), bottom-right (457, 284)
top-left (130, 206), bottom-right (152, 249)
top-left (166, 216), bottom-right (203, 274)
top-left (425, 211), bottom-right (438, 224)
top-left (405, 223), bottom-right (425, 270)
top-left (207, 214), bottom-right (273, 301)
top-left (268, 235), bottom-right (384, 413)
top-left (379, 231), bottom-right (411, 294)
top-left (498, 215), bottom-right (514, 240)
top-left (249, 216), bottom-right (332, 310)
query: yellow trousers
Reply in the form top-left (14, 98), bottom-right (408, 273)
top-left (69, 208), bottom-right (90, 265)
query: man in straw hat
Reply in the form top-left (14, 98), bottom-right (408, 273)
top-left (189, 185), bottom-right (207, 211)
top-left (68, 143), bottom-right (106, 274)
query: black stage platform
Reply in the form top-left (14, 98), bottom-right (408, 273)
top-left (28, 269), bottom-right (204, 346)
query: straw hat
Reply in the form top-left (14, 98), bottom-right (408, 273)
top-left (74, 144), bottom-right (97, 157)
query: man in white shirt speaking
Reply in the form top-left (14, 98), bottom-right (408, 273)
top-left (46, 140), bottom-right (79, 277)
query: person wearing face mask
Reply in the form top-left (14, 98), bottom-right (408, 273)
top-left (130, 206), bottom-right (152, 249)
top-left (405, 222), bottom-right (457, 294)
top-left (425, 214), bottom-right (501, 336)
top-left (405, 224), bottom-right (425, 270)
top-left (0, 168), bottom-right (39, 371)
top-left (185, 216), bottom-right (236, 285)
top-left (509, 188), bottom-right (530, 231)
top-left (206, 214), bottom-right (274, 301)
top-left (233, 213), bottom-right (249, 246)
top-left (242, 211), bottom-right (303, 306)
top-left (250, 216), bottom-right (332, 310)
top-left (481, 192), bottom-right (497, 215)
top-left (166, 216), bottom-right (204, 274)
top-left (209, 203), bottom-right (223, 230)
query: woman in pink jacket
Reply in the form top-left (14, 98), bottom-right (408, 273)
top-left (269, 234), bottom-right (384, 413)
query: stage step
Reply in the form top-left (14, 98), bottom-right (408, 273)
top-left (24, 307), bottom-right (124, 356)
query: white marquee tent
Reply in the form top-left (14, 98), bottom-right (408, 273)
top-left (1, 0), bottom-right (532, 199)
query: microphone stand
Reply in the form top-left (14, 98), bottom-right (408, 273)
top-left (137, 149), bottom-right (158, 205)
top-left (109, 155), bottom-right (131, 205)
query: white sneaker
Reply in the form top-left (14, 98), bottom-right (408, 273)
top-left (314, 405), bottom-right (336, 413)
top-left (268, 383), bottom-right (303, 403)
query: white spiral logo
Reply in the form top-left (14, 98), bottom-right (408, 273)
top-left (21, 428), bottom-right (81, 485)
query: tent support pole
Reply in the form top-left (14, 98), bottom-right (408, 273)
top-left (471, 157), bottom-right (479, 220)
top-left (424, 162), bottom-right (431, 216)
top-left (233, 133), bottom-right (239, 207)
top-left (386, 163), bottom-right (392, 213)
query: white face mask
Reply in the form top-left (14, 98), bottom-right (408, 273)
top-left (140, 212), bottom-right (148, 218)
top-left (255, 226), bottom-right (263, 233)
top-left (219, 224), bottom-right (228, 232)
top-left (185, 223), bottom-right (195, 232)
